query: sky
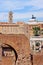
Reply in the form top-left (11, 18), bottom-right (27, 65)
top-left (0, 0), bottom-right (43, 22)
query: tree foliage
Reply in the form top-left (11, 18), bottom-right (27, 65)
top-left (33, 27), bottom-right (40, 36)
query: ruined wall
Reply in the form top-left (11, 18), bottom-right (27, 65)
top-left (0, 34), bottom-right (31, 65)
top-left (33, 55), bottom-right (43, 65)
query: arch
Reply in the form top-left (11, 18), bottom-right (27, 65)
top-left (2, 43), bottom-right (18, 61)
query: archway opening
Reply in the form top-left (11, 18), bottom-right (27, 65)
top-left (2, 44), bottom-right (18, 61)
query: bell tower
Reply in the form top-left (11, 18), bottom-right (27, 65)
top-left (8, 11), bottom-right (13, 23)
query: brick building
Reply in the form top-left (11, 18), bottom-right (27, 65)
top-left (0, 12), bottom-right (43, 65)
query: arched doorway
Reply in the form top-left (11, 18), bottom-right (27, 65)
top-left (2, 43), bottom-right (18, 65)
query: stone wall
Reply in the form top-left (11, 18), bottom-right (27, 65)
top-left (33, 55), bottom-right (43, 65)
top-left (0, 34), bottom-right (30, 65)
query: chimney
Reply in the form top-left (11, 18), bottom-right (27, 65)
top-left (8, 11), bottom-right (13, 23)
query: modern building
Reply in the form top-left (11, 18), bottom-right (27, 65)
top-left (0, 12), bottom-right (43, 65)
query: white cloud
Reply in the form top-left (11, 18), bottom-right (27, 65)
top-left (20, 0), bottom-right (43, 10)
top-left (0, 0), bottom-right (43, 22)
top-left (0, 1), bottom-right (24, 11)
top-left (0, 0), bottom-right (43, 11)
top-left (28, 0), bottom-right (43, 9)
top-left (0, 11), bottom-right (43, 22)
top-left (0, 13), bottom-right (8, 21)
top-left (13, 11), bottom-right (43, 19)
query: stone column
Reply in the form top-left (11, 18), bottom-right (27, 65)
top-left (34, 41), bottom-right (36, 53)
top-left (12, 57), bottom-right (16, 65)
top-left (12, 53), bottom-right (16, 65)
top-left (39, 41), bottom-right (41, 51)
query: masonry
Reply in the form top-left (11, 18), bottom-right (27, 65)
top-left (0, 11), bottom-right (43, 65)
top-left (0, 11), bottom-right (31, 65)
top-left (0, 34), bottom-right (30, 65)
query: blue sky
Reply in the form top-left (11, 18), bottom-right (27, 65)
top-left (0, 0), bottom-right (43, 22)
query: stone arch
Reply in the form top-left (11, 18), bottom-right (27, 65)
top-left (0, 34), bottom-right (31, 65)
top-left (2, 43), bottom-right (18, 61)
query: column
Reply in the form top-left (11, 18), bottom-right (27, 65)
top-left (39, 41), bottom-right (41, 52)
top-left (12, 53), bottom-right (16, 65)
top-left (33, 41), bottom-right (36, 53)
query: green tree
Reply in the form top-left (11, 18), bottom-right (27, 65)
top-left (33, 27), bottom-right (40, 36)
